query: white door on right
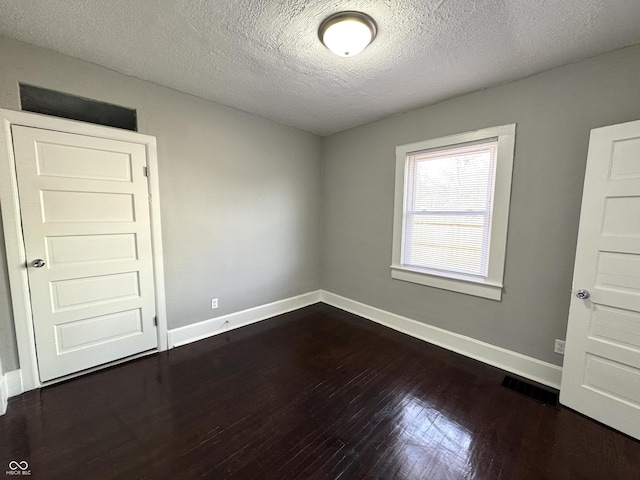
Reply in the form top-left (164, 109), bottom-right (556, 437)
top-left (561, 119), bottom-right (640, 440)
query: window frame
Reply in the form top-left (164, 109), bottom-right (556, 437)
top-left (391, 124), bottom-right (516, 301)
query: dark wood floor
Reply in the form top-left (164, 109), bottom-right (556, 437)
top-left (1, 303), bottom-right (639, 479)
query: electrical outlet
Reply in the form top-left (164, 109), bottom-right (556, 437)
top-left (554, 339), bottom-right (565, 355)
top-left (211, 298), bottom-right (218, 309)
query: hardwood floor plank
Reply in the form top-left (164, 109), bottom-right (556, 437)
top-left (1, 303), bottom-right (638, 479)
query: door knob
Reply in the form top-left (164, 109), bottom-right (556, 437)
top-left (576, 289), bottom-right (590, 299)
top-left (31, 259), bottom-right (45, 268)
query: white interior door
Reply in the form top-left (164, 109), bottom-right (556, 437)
top-left (12, 125), bottom-right (158, 382)
top-left (561, 119), bottom-right (640, 440)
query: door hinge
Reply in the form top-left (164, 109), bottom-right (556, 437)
top-left (153, 316), bottom-right (158, 327)
top-left (143, 165), bottom-right (149, 177)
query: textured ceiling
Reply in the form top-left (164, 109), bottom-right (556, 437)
top-left (1, 1), bottom-right (640, 135)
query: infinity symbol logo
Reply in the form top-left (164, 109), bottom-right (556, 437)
top-left (8, 461), bottom-right (28, 470)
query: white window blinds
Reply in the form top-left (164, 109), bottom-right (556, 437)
top-left (402, 140), bottom-right (498, 279)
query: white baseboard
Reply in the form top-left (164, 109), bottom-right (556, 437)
top-left (168, 290), bottom-right (322, 348)
top-left (321, 291), bottom-right (562, 389)
top-left (1, 369), bottom-right (23, 415)
top-left (0, 374), bottom-right (6, 416)
top-left (6, 370), bottom-right (23, 397)
top-left (1, 288), bottom-right (561, 417)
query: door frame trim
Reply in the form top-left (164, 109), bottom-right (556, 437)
top-left (0, 108), bottom-right (168, 391)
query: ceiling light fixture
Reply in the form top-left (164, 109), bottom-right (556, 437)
top-left (318, 11), bottom-right (377, 57)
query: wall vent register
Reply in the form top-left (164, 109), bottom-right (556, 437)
top-left (20, 84), bottom-right (137, 131)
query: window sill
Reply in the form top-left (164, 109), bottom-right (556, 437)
top-left (390, 265), bottom-right (503, 301)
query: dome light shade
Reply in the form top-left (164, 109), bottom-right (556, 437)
top-left (319, 12), bottom-right (377, 57)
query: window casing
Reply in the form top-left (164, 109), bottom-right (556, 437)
top-left (391, 125), bottom-right (516, 300)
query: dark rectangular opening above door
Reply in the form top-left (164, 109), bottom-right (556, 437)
top-left (19, 84), bottom-right (137, 131)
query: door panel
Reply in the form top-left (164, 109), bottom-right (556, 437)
top-left (50, 271), bottom-right (141, 310)
top-left (35, 142), bottom-right (134, 182)
top-left (561, 120), bottom-right (640, 440)
top-left (46, 234), bottom-right (138, 265)
top-left (41, 190), bottom-right (136, 223)
top-left (12, 125), bottom-right (157, 382)
top-left (56, 309), bottom-right (143, 352)
top-left (583, 355), bottom-right (640, 404)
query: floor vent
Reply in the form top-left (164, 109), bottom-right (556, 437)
top-left (501, 375), bottom-right (558, 407)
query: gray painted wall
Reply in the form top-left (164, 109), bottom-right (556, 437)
top-left (0, 37), bottom-right (322, 373)
top-left (2, 35), bottom-right (640, 376)
top-left (321, 44), bottom-right (640, 366)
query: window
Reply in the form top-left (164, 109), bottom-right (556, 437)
top-left (391, 124), bottom-right (516, 300)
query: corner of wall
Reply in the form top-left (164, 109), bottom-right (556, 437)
top-left (0, 369), bottom-right (23, 416)
top-left (318, 135), bottom-right (328, 290)
top-left (167, 290), bottom-right (322, 348)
